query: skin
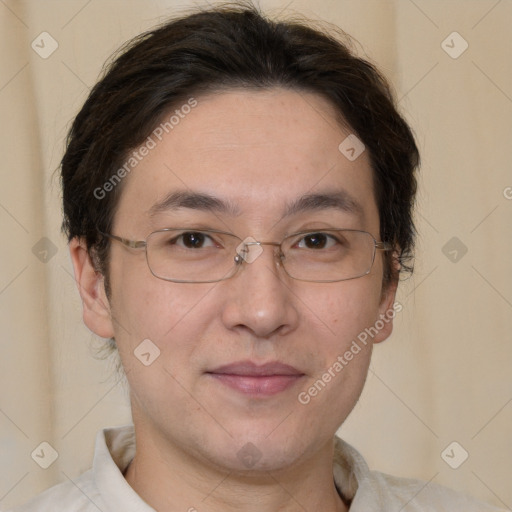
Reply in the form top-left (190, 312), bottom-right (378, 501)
top-left (70, 88), bottom-right (398, 512)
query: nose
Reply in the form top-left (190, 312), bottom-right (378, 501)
top-left (220, 241), bottom-right (299, 339)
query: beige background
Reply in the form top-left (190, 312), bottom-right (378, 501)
top-left (0, 0), bottom-right (511, 509)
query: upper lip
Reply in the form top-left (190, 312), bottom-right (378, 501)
top-left (208, 361), bottom-right (303, 376)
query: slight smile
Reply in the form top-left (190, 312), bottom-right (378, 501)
top-left (207, 361), bottom-right (306, 396)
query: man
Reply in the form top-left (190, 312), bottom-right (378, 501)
top-left (10, 3), bottom-right (504, 511)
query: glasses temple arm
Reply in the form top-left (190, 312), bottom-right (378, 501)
top-left (98, 231), bottom-right (146, 249)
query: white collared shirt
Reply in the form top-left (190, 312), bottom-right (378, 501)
top-left (8, 425), bottom-right (505, 511)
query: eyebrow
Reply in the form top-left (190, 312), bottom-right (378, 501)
top-left (147, 189), bottom-right (364, 220)
top-left (148, 191), bottom-right (241, 217)
top-left (284, 190), bottom-right (364, 219)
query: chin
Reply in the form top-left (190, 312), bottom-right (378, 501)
top-left (199, 426), bottom-right (318, 474)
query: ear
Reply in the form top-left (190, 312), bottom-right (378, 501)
top-left (373, 252), bottom-right (401, 344)
top-left (69, 237), bottom-right (115, 339)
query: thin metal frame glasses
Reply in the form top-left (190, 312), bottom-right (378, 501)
top-left (98, 228), bottom-right (393, 284)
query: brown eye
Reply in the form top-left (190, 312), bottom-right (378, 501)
top-left (172, 232), bottom-right (216, 249)
top-left (297, 232), bottom-right (338, 250)
top-left (303, 233), bottom-right (327, 249)
top-left (181, 232), bottom-right (206, 248)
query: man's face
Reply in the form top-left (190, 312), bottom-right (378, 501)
top-left (91, 88), bottom-right (396, 471)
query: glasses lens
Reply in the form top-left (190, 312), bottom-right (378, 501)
top-left (145, 228), bottom-right (377, 283)
top-left (146, 229), bottom-right (239, 282)
top-left (281, 229), bottom-right (376, 282)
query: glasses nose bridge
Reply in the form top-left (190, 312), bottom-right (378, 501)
top-left (249, 240), bottom-right (280, 247)
top-left (236, 239), bottom-right (284, 267)
top-left (249, 240), bottom-right (282, 253)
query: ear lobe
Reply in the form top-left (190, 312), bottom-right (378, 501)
top-left (69, 237), bottom-right (115, 339)
top-left (373, 278), bottom-right (398, 344)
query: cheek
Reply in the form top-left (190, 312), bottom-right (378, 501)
top-left (109, 279), bottom-right (218, 424)
top-left (295, 283), bottom-right (381, 430)
top-left (308, 276), bottom-right (383, 341)
top-left (107, 250), bottom-right (222, 380)
top-left (111, 254), bottom-right (187, 332)
top-left (297, 279), bottom-right (381, 380)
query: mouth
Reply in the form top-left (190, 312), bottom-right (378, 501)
top-left (206, 361), bottom-right (305, 396)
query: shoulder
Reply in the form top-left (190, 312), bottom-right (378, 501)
top-left (366, 470), bottom-right (505, 511)
top-left (6, 425), bottom-right (138, 512)
top-left (6, 469), bottom-right (103, 512)
top-left (333, 436), bottom-right (506, 511)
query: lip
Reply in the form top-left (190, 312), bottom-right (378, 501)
top-left (209, 361), bottom-right (303, 376)
top-left (207, 361), bottom-right (305, 396)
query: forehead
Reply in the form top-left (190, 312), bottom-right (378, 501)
top-left (114, 88), bottom-right (378, 233)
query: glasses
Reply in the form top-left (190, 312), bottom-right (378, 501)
top-left (98, 228), bottom-right (393, 284)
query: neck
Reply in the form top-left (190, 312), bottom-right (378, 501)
top-left (124, 425), bottom-right (349, 512)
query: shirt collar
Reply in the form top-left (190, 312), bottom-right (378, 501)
top-left (93, 425), bottom-right (367, 510)
top-left (93, 425), bottom-right (155, 511)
